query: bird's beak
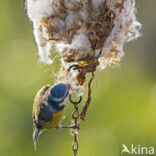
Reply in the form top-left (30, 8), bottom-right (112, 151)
top-left (33, 127), bottom-right (40, 150)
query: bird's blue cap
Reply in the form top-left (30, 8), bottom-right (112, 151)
top-left (49, 83), bottom-right (68, 101)
top-left (48, 83), bottom-right (69, 110)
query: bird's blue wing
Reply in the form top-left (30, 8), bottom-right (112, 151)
top-left (37, 104), bottom-right (53, 127)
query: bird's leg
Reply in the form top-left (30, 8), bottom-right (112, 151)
top-left (56, 123), bottom-right (80, 130)
top-left (62, 124), bottom-right (80, 130)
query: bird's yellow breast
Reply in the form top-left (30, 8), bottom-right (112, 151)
top-left (43, 109), bottom-right (65, 129)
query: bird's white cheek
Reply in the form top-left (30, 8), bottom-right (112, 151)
top-left (59, 97), bottom-right (68, 106)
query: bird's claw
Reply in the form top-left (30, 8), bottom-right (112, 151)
top-left (71, 124), bottom-right (80, 130)
top-left (61, 124), bottom-right (80, 130)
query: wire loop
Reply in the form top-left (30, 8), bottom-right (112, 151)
top-left (69, 94), bottom-right (82, 156)
top-left (69, 95), bottom-right (82, 105)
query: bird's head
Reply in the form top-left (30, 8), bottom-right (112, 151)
top-left (48, 83), bottom-right (69, 110)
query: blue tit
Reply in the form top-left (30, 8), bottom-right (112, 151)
top-left (32, 83), bottom-right (69, 149)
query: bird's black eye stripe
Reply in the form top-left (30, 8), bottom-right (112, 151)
top-left (49, 88), bottom-right (69, 103)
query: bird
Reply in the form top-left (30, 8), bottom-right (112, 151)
top-left (32, 83), bottom-right (70, 149)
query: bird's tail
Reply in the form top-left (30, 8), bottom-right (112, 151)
top-left (33, 127), bottom-right (40, 150)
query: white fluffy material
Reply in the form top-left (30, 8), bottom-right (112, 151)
top-left (27, 0), bottom-right (141, 68)
top-left (27, 0), bottom-right (54, 21)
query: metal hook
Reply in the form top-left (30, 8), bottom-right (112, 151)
top-left (68, 64), bottom-right (85, 73)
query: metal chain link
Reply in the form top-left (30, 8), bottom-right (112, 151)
top-left (67, 48), bottom-right (102, 155)
top-left (69, 95), bottom-right (82, 156)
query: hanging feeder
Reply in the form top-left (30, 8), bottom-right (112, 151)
top-left (27, 0), bottom-right (141, 155)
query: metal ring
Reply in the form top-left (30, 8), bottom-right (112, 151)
top-left (69, 95), bottom-right (82, 105)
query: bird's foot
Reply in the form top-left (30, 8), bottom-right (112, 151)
top-left (61, 124), bottom-right (80, 130)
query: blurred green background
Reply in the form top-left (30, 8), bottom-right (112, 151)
top-left (0, 0), bottom-right (156, 156)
